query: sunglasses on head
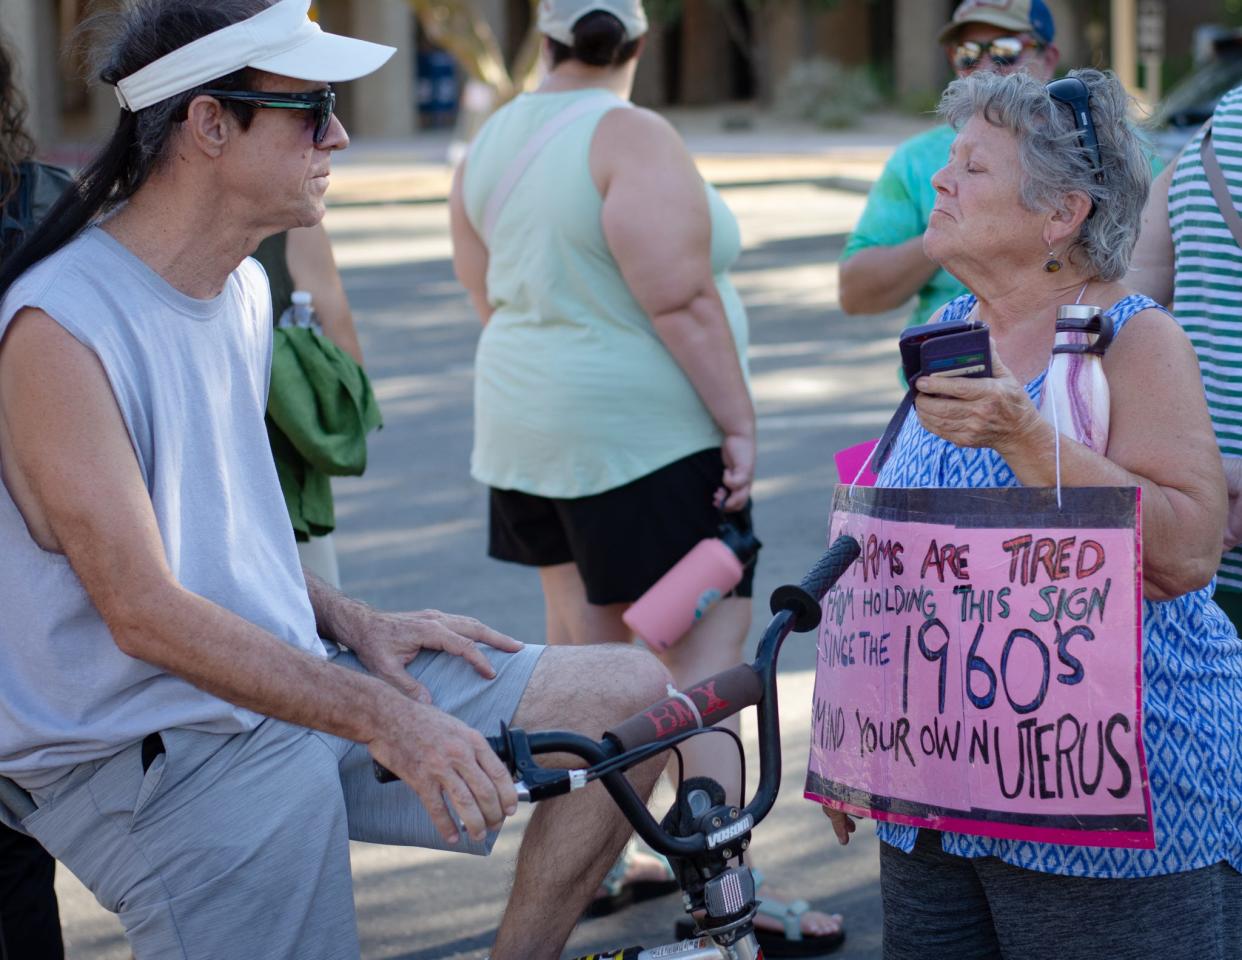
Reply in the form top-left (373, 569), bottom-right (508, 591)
top-left (951, 35), bottom-right (1042, 72)
top-left (1046, 76), bottom-right (1104, 188)
top-left (198, 86), bottom-right (337, 145)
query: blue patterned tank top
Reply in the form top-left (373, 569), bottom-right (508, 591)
top-left (874, 292), bottom-right (1242, 879)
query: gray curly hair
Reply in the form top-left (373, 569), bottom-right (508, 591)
top-left (938, 68), bottom-right (1150, 282)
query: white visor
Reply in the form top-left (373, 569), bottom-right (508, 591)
top-left (114, 0), bottom-right (396, 112)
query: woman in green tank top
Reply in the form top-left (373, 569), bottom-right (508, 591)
top-left (449, 0), bottom-right (845, 950)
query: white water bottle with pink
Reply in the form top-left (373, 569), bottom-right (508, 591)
top-left (1039, 304), bottom-right (1111, 454)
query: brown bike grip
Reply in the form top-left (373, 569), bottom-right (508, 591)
top-left (605, 663), bottom-right (763, 752)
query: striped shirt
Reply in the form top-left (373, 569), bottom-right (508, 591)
top-left (1170, 85), bottom-right (1242, 590)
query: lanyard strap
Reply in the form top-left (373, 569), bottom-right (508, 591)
top-left (478, 93), bottom-right (629, 243)
top-left (870, 387), bottom-right (916, 477)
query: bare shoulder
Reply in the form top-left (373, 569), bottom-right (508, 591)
top-left (1, 306), bottom-right (92, 366)
top-left (0, 307), bottom-right (116, 427)
top-left (593, 105), bottom-right (691, 165)
top-left (0, 307), bottom-right (128, 551)
top-left (1105, 301), bottom-right (1200, 379)
top-left (1110, 302), bottom-right (1187, 348)
top-left (0, 307), bottom-right (122, 426)
top-left (596, 104), bottom-right (677, 137)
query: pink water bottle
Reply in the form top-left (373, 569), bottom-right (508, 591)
top-left (623, 511), bottom-right (761, 652)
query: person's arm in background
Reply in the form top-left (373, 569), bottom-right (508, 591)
top-left (838, 146), bottom-right (940, 315)
top-left (591, 107), bottom-right (755, 511)
top-left (449, 162), bottom-right (494, 325)
top-left (1127, 160), bottom-right (1176, 307)
top-left (838, 238), bottom-right (940, 315)
top-left (286, 221), bottom-right (364, 365)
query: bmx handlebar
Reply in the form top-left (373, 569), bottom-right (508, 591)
top-left (376, 534), bottom-right (862, 858)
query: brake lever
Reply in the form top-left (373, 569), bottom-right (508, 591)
top-left (493, 722), bottom-right (586, 802)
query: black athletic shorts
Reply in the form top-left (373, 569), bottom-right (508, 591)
top-left (488, 448), bottom-right (757, 605)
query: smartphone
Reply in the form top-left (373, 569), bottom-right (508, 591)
top-left (899, 319), bottom-right (991, 385)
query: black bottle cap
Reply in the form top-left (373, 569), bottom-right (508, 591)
top-left (717, 505), bottom-right (762, 568)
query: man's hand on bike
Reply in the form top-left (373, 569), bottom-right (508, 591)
top-left (347, 607), bottom-right (524, 705)
top-left (822, 805), bottom-right (857, 846)
top-left (369, 700), bottom-right (518, 844)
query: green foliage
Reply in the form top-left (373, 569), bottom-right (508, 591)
top-left (775, 58), bottom-right (882, 128)
top-left (642, 0), bottom-right (684, 25)
top-left (1153, 53), bottom-right (1195, 93)
top-left (406, 0), bottom-right (541, 101)
top-left (897, 89), bottom-right (942, 117)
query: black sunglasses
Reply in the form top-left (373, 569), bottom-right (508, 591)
top-left (951, 35), bottom-right (1042, 72)
top-left (1046, 77), bottom-right (1104, 185)
top-left (198, 87), bottom-right (336, 145)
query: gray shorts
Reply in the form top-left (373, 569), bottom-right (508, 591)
top-left (16, 642), bottom-right (544, 960)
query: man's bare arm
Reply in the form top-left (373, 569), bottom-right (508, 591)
top-left (0, 308), bottom-right (513, 842)
top-left (838, 235), bottom-right (940, 315)
top-left (302, 569), bottom-right (523, 706)
top-left (286, 222), bottom-right (364, 364)
top-left (449, 162), bottom-right (493, 324)
top-left (1127, 161), bottom-right (1176, 306)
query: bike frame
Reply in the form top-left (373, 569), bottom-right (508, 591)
top-left (488, 536), bottom-right (861, 960)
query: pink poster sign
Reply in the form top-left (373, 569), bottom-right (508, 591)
top-left (805, 485), bottom-right (1154, 849)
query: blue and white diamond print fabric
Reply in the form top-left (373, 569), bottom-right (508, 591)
top-left (872, 293), bottom-right (1242, 878)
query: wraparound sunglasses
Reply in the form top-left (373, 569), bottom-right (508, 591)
top-left (198, 86), bottom-right (336, 145)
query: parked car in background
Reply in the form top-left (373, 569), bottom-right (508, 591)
top-left (1147, 30), bottom-right (1242, 162)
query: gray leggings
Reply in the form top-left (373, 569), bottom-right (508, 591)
top-left (881, 831), bottom-right (1242, 960)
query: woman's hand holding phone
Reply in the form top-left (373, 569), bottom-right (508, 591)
top-left (912, 341), bottom-right (1046, 455)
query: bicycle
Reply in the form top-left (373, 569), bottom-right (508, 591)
top-left (491, 534), bottom-right (860, 960)
top-left (374, 534), bottom-right (859, 958)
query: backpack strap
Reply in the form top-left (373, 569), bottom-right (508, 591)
top-left (478, 93), bottom-right (630, 243)
top-left (1202, 119), bottom-right (1242, 248)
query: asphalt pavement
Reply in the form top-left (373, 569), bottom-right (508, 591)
top-left (53, 106), bottom-right (927, 959)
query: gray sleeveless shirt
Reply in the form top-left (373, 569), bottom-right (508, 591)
top-left (0, 227), bottom-right (324, 788)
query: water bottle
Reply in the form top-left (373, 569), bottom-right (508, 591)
top-left (623, 510), bottom-right (762, 653)
top-left (1040, 304), bottom-right (1111, 454)
top-left (278, 290), bottom-right (322, 334)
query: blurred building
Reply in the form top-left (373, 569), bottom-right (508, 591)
top-left (0, 0), bottom-right (1230, 146)
top-left (0, 0), bottom-right (420, 143)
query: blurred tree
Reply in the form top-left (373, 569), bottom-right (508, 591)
top-left (653, 0), bottom-right (848, 103)
top-left (407, 0), bottom-right (542, 104)
top-left (406, 0), bottom-right (854, 107)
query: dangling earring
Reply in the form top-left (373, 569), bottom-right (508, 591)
top-left (1043, 249), bottom-right (1063, 273)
